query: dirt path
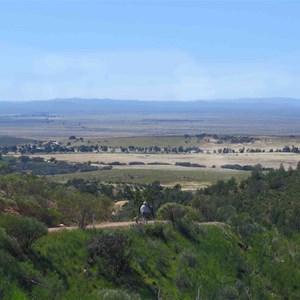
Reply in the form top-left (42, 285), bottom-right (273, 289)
top-left (48, 221), bottom-right (226, 233)
top-left (48, 221), bottom-right (142, 232)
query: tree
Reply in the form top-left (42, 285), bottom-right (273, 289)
top-left (143, 181), bottom-right (163, 218)
top-left (157, 203), bottom-right (187, 227)
top-left (59, 192), bottom-right (113, 229)
top-left (251, 164), bottom-right (263, 180)
top-left (0, 215), bottom-right (47, 250)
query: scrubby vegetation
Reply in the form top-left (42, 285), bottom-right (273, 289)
top-left (0, 162), bottom-right (300, 298)
top-left (175, 162), bottom-right (206, 168)
top-left (220, 164), bottom-right (273, 171)
top-left (0, 155), bottom-right (99, 175)
top-left (3, 134), bottom-right (299, 156)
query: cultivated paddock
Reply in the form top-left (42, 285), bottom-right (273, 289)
top-left (36, 152), bottom-right (300, 170)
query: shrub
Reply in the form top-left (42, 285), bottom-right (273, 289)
top-left (87, 231), bottom-right (132, 279)
top-left (0, 228), bottom-right (22, 258)
top-left (144, 222), bottom-right (166, 240)
top-left (216, 285), bottom-right (239, 299)
top-left (157, 203), bottom-right (187, 227)
top-left (155, 254), bottom-right (170, 276)
top-left (108, 161), bottom-right (126, 166)
top-left (0, 249), bottom-right (17, 275)
top-left (175, 162), bottom-right (206, 168)
top-left (175, 221), bottom-right (199, 243)
top-left (174, 270), bottom-right (193, 292)
top-left (0, 276), bottom-right (11, 299)
top-left (131, 222), bottom-right (166, 240)
top-left (180, 249), bottom-right (197, 268)
top-left (0, 215), bottom-right (47, 250)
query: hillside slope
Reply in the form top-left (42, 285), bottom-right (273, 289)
top-left (1, 221), bottom-right (299, 299)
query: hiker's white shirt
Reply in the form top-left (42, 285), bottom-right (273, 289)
top-left (140, 204), bottom-right (149, 213)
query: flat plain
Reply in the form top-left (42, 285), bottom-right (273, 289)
top-left (2, 101), bottom-right (300, 189)
top-left (1, 111), bottom-right (300, 138)
top-left (32, 134), bottom-right (300, 189)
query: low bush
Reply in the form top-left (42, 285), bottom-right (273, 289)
top-left (87, 231), bottom-right (132, 279)
top-left (180, 249), bottom-right (197, 268)
top-left (0, 215), bottom-right (47, 250)
top-left (157, 203), bottom-right (187, 227)
top-left (147, 162), bottom-right (171, 165)
top-left (175, 162), bottom-right (206, 168)
top-left (108, 161), bottom-right (126, 166)
top-left (174, 269), bottom-right (193, 292)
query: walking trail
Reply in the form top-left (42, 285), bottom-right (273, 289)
top-left (48, 221), bottom-right (227, 233)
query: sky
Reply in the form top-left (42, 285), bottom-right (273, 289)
top-left (0, 0), bottom-right (300, 101)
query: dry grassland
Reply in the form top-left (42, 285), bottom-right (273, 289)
top-left (49, 167), bottom-right (249, 189)
top-left (61, 135), bottom-right (300, 150)
top-left (26, 135), bottom-right (300, 188)
top-left (36, 152), bottom-right (300, 170)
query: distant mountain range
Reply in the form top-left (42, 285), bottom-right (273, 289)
top-left (0, 98), bottom-right (300, 116)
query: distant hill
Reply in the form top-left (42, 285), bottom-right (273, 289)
top-left (0, 97), bottom-right (300, 116)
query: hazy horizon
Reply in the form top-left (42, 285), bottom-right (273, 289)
top-left (1, 97), bottom-right (300, 103)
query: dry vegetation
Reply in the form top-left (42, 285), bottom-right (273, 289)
top-left (48, 168), bottom-right (250, 189)
top-left (2, 112), bottom-right (300, 138)
top-left (25, 134), bottom-right (300, 189)
top-left (36, 151), bottom-right (300, 170)
top-left (5, 135), bottom-right (298, 190)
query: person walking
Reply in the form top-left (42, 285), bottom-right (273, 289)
top-left (140, 201), bottom-right (150, 224)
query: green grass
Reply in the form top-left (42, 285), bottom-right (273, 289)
top-left (32, 223), bottom-right (245, 300)
top-left (47, 168), bottom-right (250, 187)
top-left (3, 220), bottom-right (299, 299)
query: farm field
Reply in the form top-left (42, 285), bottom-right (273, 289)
top-left (38, 150), bottom-right (300, 189)
top-left (36, 151), bottom-right (300, 169)
top-left (48, 167), bottom-right (250, 189)
top-left (62, 134), bottom-right (300, 150)
top-left (4, 132), bottom-right (300, 189)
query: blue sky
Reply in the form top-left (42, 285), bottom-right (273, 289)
top-left (1, 0), bottom-right (300, 101)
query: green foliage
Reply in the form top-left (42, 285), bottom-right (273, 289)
top-left (87, 231), bottom-right (132, 280)
top-left (0, 221), bottom-right (297, 299)
top-left (180, 249), bottom-right (198, 268)
top-left (0, 174), bottom-right (114, 227)
top-left (132, 222), bottom-right (167, 241)
top-left (157, 202), bottom-right (187, 227)
top-left (197, 164), bottom-right (300, 237)
top-left (0, 155), bottom-right (99, 175)
top-left (0, 163), bottom-right (299, 298)
top-left (0, 227), bottom-right (22, 259)
top-left (0, 215), bottom-right (47, 250)
top-left (0, 215), bottom-right (65, 299)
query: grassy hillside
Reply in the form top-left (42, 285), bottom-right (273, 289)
top-left (1, 222), bottom-right (299, 299)
top-left (1, 163), bottom-right (300, 299)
